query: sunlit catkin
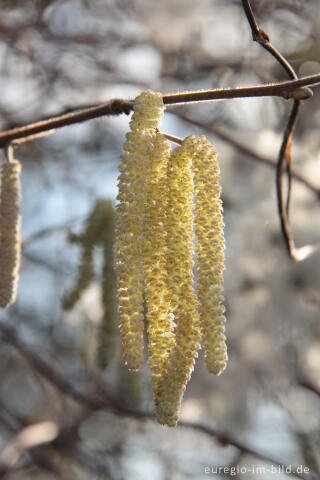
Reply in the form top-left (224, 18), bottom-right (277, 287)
top-left (0, 160), bottom-right (22, 308)
top-left (156, 136), bottom-right (201, 427)
top-left (143, 132), bottom-right (175, 388)
top-left (98, 200), bottom-right (116, 369)
top-left (116, 90), bottom-right (165, 370)
top-left (193, 136), bottom-right (227, 375)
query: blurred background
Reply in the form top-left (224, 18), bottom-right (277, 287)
top-left (0, 0), bottom-right (319, 478)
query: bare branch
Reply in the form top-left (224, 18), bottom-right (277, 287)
top-left (241, 0), bottom-right (297, 79)
top-left (0, 76), bottom-right (318, 149)
top-left (0, 321), bottom-right (316, 480)
top-left (172, 112), bottom-right (320, 198)
top-left (241, 0), bottom-right (320, 261)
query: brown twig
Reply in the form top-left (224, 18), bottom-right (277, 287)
top-left (0, 76), bottom-right (318, 149)
top-left (241, 0), bottom-right (320, 261)
top-left (172, 112), bottom-right (320, 198)
top-left (241, 0), bottom-right (297, 80)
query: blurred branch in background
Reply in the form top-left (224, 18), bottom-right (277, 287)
top-left (0, 320), bottom-right (317, 480)
top-left (0, 0), bottom-right (319, 479)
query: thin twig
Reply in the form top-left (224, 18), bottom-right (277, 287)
top-left (0, 322), bottom-right (107, 410)
top-left (241, 0), bottom-right (297, 80)
top-left (0, 75), bottom-right (318, 148)
top-left (22, 215), bottom-right (86, 250)
top-left (276, 101), bottom-right (320, 261)
top-left (241, 0), bottom-right (319, 261)
top-left (242, 0), bottom-right (298, 220)
top-left (160, 131), bottom-right (183, 145)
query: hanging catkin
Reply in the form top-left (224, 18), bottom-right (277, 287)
top-left (193, 136), bottom-right (227, 375)
top-left (143, 132), bottom-right (175, 397)
top-left (117, 89), bottom-right (227, 426)
top-left (116, 90), bottom-right (166, 371)
top-left (156, 136), bottom-right (201, 427)
top-left (0, 160), bottom-right (22, 309)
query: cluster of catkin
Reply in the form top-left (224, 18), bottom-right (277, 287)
top-left (0, 158), bottom-right (22, 309)
top-left (117, 90), bottom-right (227, 426)
top-left (62, 199), bottom-right (116, 368)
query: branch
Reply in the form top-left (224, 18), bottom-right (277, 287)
top-left (0, 75), bottom-right (318, 148)
top-left (172, 112), bottom-right (320, 198)
top-left (241, 0), bottom-right (320, 261)
top-left (0, 321), bottom-right (316, 480)
top-left (241, 0), bottom-right (297, 80)
top-left (0, 322), bottom-right (108, 410)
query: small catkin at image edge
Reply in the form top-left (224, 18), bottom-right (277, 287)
top-left (193, 136), bottom-right (227, 376)
top-left (0, 160), bottom-right (22, 309)
top-left (155, 136), bottom-right (201, 427)
top-left (116, 90), bottom-right (165, 371)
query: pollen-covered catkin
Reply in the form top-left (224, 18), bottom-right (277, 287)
top-left (143, 132), bottom-right (175, 387)
top-left (116, 90), bottom-right (165, 371)
top-left (156, 136), bottom-right (201, 427)
top-left (0, 160), bottom-right (22, 309)
top-left (193, 136), bottom-right (227, 375)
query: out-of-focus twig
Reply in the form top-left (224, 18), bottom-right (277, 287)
top-left (0, 321), bottom-right (316, 480)
top-left (0, 322), bottom-right (108, 410)
top-left (297, 377), bottom-right (320, 399)
top-left (0, 400), bottom-right (61, 478)
top-left (172, 112), bottom-right (320, 198)
top-left (22, 215), bottom-right (86, 250)
top-left (0, 421), bottom-right (59, 469)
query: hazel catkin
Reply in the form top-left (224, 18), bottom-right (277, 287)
top-left (193, 136), bottom-right (227, 375)
top-left (0, 160), bottom-right (22, 309)
top-left (116, 90), bottom-right (166, 371)
top-left (117, 90), bottom-right (228, 426)
top-left (156, 136), bottom-right (201, 427)
top-left (143, 132), bottom-right (175, 393)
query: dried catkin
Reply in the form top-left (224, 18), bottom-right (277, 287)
top-left (193, 136), bottom-right (227, 375)
top-left (0, 160), bottom-right (22, 309)
top-left (116, 90), bottom-right (165, 371)
top-left (156, 136), bottom-right (201, 427)
top-left (143, 132), bottom-right (175, 389)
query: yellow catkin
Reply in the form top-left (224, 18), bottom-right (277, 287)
top-left (0, 160), bottom-right (22, 309)
top-left (156, 136), bottom-right (201, 427)
top-left (116, 90), bottom-right (165, 370)
top-left (193, 136), bottom-right (227, 375)
top-left (143, 132), bottom-right (175, 387)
